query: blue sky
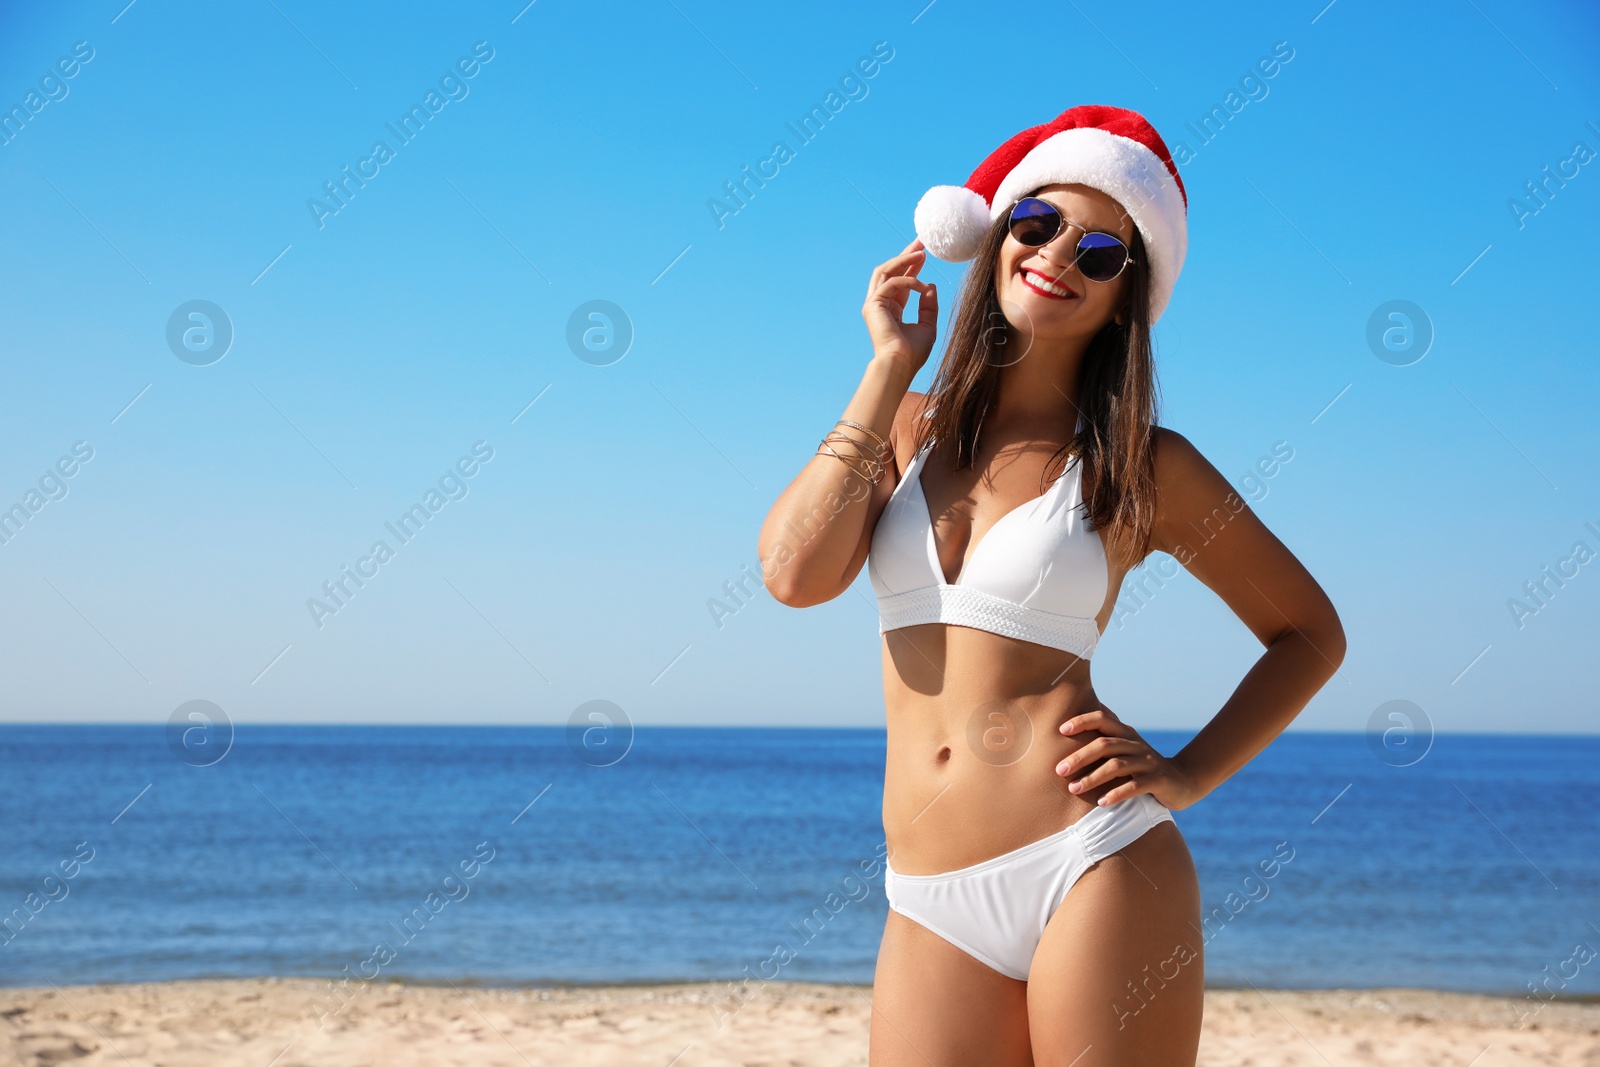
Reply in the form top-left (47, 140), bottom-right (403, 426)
top-left (0, 0), bottom-right (1596, 732)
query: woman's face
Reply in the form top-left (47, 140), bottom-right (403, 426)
top-left (994, 182), bottom-right (1135, 350)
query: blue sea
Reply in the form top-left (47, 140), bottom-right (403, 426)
top-left (2, 726), bottom-right (1597, 998)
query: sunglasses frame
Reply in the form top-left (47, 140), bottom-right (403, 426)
top-left (1005, 197), bottom-right (1137, 283)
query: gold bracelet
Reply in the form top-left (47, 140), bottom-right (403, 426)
top-left (820, 430), bottom-right (886, 475)
top-left (822, 427), bottom-right (879, 456)
top-left (818, 435), bottom-right (879, 473)
top-left (816, 441), bottom-right (875, 482)
top-left (816, 436), bottom-right (885, 484)
top-left (835, 418), bottom-right (888, 456)
top-left (823, 427), bottom-right (887, 468)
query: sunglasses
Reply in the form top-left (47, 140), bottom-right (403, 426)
top-left (1006, 197), bottom-right (1136, 283)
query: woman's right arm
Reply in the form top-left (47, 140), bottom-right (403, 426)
top-left (758, 240), bottom-right (939, 607)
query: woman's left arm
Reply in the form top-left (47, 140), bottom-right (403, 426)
top-left (1058, 427), bottom-right (1347, 810)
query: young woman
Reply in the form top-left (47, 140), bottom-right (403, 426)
top-left (758, 105), bottom-right (1345, 1066)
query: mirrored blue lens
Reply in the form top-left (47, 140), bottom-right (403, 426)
top-left (1074, 232), bottom-right (1130, 282)
top-left (1007, 197), bottom-right (1061, 246)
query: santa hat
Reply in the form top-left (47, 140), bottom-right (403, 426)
top-left (912, 104), bottom-right (1188, 323)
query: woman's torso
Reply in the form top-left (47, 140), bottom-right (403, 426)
top-left (870, 420), bottom-right (1144, 875)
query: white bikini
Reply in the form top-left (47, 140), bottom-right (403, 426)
top-left (867, 411), bottom-right (1175, 982)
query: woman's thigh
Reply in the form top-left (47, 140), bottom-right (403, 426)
top-left (1026, 820), bottom-right (1205, 1067)
top-left (870, 909), bottom-right (1034, 1067)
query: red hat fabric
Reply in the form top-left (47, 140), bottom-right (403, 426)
top-left (913, 104), bottom-right (1189, 322)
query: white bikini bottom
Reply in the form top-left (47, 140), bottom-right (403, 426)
top-left (883, 792), bottom-right (1175, 981)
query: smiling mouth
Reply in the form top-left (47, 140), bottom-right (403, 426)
top-left (1019, 268), bottom-right (1079, 300)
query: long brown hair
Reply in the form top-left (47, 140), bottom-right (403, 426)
top-left (910, 203), bottom-right (1162, 570)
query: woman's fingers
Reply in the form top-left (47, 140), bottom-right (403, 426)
top-left (1095, 777), bottom-right (1151, 807)
top-left (863, 240), bottom-right (936, 370)
top-left (883, 248), bottom-right (925, 283)
top-left (890, 238), bottom-right (924, 265)
top-left (1059, 707), bottom-right (1133, 739)
top-left (867, 245), bottom-right (927, 298)
top-left (1066, 750), bottom-right (1158, 795)
top-left (1054, 706), bottom-right (1178, 809)
top-left (1055, 736), bottom-right (1144, 778)
top-left (913, 281), bottom-right (939, 328)
top-left (872, 275), bottom-right (933, 299)
top-left (865, 275), bottom-right (933, 318)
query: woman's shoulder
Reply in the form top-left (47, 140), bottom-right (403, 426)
top-left (1149, 425), bottom-right (1210, 482)
top-left (891, 391), bottom-right (936, 439)
top-left (885, 392), bottom-right (936, 476)
top-left (1148, 425), bottom-right (1240, 526)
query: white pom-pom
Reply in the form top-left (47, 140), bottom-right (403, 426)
top-left (913, 185), bottom-right (990, 262)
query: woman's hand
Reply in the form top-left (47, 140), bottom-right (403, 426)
top-left (1055, 706), bottom-right (1206, 811)
top-left (862, 239), bottom-right (939, 378)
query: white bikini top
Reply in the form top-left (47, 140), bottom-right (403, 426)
top-left (867, 411), bottom-right (1109, 658)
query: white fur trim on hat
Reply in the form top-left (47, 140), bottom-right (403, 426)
top-left (989, 127), bottom-right (1188, 322)
top-left (913, 184), bottom-right (990, 262)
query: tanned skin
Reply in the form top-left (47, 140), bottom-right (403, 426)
top-left (759, 184), bottom-right (1346, 1066)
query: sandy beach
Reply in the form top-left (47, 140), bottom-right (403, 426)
top-left (2, 977), bottom-right (1597, 1066)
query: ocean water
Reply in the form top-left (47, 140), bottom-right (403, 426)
top-left (1, 725), bottom-right (1597, 998)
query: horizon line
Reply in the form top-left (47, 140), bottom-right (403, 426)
top-left (1, 721), bottom-right (1597, 738)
